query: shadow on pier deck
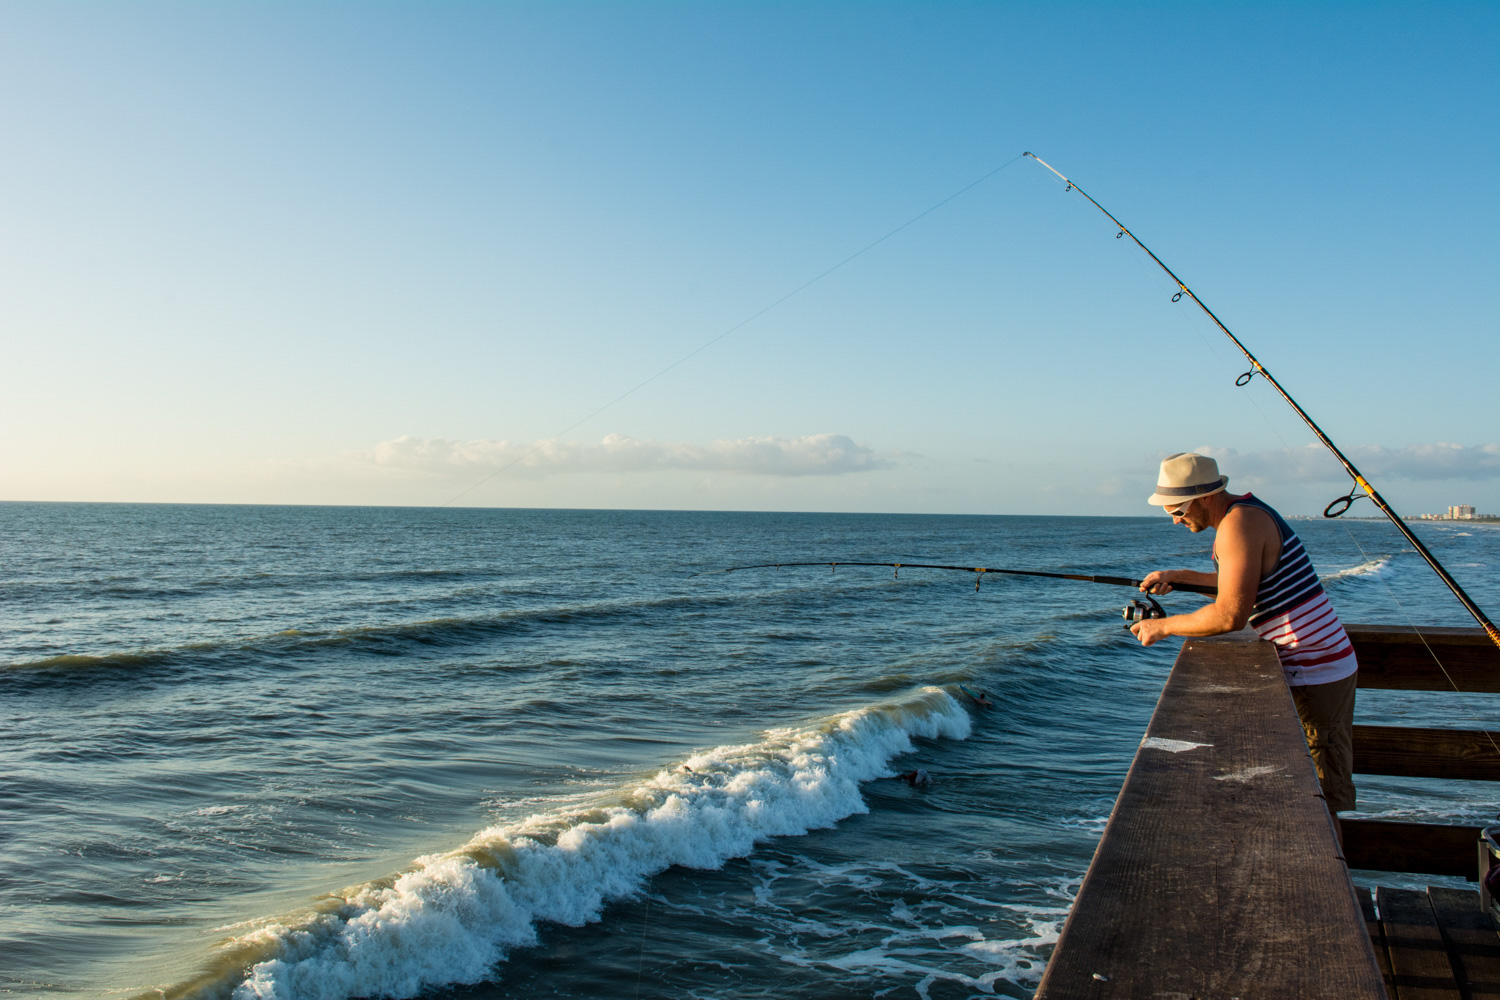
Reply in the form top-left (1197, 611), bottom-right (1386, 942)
top-left (1034, 625), bottom-right (1500, 1000)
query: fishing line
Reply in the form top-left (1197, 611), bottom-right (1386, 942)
top-left (1128, 241), bottom-right (1242, 373)
top-left (1163, 288), bottom-right (1321, 475)
top-left (1157, 287), bottom-right (1336, 515)
top-left (633, 885), bottom-right (654, 1000)
top-left (1337, 521), bottom-right (1500, 761)
top-left (1024, 152), bottom-right (1500, 650)
top-left (439, 153), bottom-right (1029, 508)
top-left (1123, 233), bottom-right (1296, 449)
top-left (1117, 236), bottom-right (1307, 508)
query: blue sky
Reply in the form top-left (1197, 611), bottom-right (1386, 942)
top-left (2, 1), bottom-right (1495, 515)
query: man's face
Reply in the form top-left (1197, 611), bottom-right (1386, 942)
top-left (1166, 497), bottom-right (1208, 532)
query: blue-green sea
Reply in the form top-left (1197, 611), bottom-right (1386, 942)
top-left (2, 503), bottom-right (1497, 999)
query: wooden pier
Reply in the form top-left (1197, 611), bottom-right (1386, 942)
top-left (1035, 625), bottom-right (1500, 1000)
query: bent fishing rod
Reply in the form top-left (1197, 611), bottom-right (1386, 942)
top-left (693, 560), bottom-right (1213, 593)
top-left (1024, 152), bottom-right (1500, 651)
top-left (691, 560), bottom-right (1214, 622)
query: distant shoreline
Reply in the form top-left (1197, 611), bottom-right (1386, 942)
top-left (1290, 515), bottom-right (1500, 525)
top-left (1404, 516), bottom-right (1500, 523)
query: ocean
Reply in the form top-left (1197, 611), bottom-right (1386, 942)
top-left (2, 503), bottom-right (1497, 1000)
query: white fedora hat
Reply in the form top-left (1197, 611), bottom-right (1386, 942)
top-left (1148, 453), bottom-right (1229, 506)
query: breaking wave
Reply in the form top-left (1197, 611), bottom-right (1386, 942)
top-left (167, 687), bottom-right (971, 1000)
top-left (1321, 557), bottom-right (1392, 582)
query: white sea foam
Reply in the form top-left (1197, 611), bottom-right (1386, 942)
top-left (221, 686), bottom-right (969, 1000)
top-left (1057, 814), bottom-right (1111, 835)
top-left (961, 900), bottom-right (1070, 981)
top-left (1321, 557), bottom-right (1393, 582)
top-left (746, 857), bottom-right (1067, 1000)
top-left (1350, 788), bottom-right (1500, 826)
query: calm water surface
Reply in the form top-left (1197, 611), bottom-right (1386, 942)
top-left (2, 504), bottom-right (1496, 999)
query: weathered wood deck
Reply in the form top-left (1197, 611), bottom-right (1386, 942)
top-left (1361, 885), bottom-right (1500, 999)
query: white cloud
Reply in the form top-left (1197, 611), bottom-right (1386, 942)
top-left (1191, 442), bottom-right (1500, 483)
top-left (366, 433), bottom-right (894, 478)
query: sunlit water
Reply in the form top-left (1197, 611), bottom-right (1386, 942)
top-left (2, 504), bottom-right (1496, 999)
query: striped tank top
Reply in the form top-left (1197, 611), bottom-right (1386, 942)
top-left (1213, 494), bottom-right (1358, 686)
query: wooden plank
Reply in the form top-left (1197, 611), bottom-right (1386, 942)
top-left (1428, 886), bottom-right (1500, 999)
top-left (1348, 625), bottom-right (1500, 693)
top-left (1361, 885), bottom-right (1399, 997)
top-left (1035, 632), bottom-right (1385, 999)
top-left (1344, 821), bottom-right (1482, 880)
top-left (1354, 726), bottom-right (1500, 782)
top-left (1379, 886), bottom-right (1462, 999)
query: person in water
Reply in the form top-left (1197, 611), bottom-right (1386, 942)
top-left (1132, 453), bottom-right (1359, 819)
top-left (958, 685), bottom-right (993, 708)
top-left (897, 769), bottom-right (933, 786)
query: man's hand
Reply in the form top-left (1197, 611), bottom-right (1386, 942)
top-left (1139, 571), bottom-right (1175, 595)
top-left (1131, 617), bottom-right (1172, 646)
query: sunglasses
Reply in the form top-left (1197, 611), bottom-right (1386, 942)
top-left (1165, 500), bottom-right (1195, 518)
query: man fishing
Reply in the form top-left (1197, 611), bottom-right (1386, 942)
top-left (1130, 452), bottom-right (1359, 819)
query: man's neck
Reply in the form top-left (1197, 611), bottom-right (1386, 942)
top-left (1202, 492), bottom-right (1240, 530)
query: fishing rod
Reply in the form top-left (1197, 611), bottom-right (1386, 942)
top-left (691, 560), bottom-right (1215, 623)
top-left (693, 560), bottom-right (1213, 593)
top-left (1024, 152), bottom-right (1500, 651)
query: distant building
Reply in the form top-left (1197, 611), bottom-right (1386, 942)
top-left (1405, 507), bottom-right (1496, 520)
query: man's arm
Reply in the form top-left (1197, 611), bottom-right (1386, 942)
top-left (1132, 508), bottom-right (1272, 646)
top-left (1139, 569), bottom-right (1219, 594)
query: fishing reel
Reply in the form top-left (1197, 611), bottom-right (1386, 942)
top-left (1122, 594), bottom-right (1166, 628)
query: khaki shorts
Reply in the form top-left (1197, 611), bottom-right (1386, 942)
top-left (1290, 671), bottom-right (1358, 813)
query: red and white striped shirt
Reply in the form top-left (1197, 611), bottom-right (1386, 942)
top-left (1214, 494), bottom-right (1357, 686)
